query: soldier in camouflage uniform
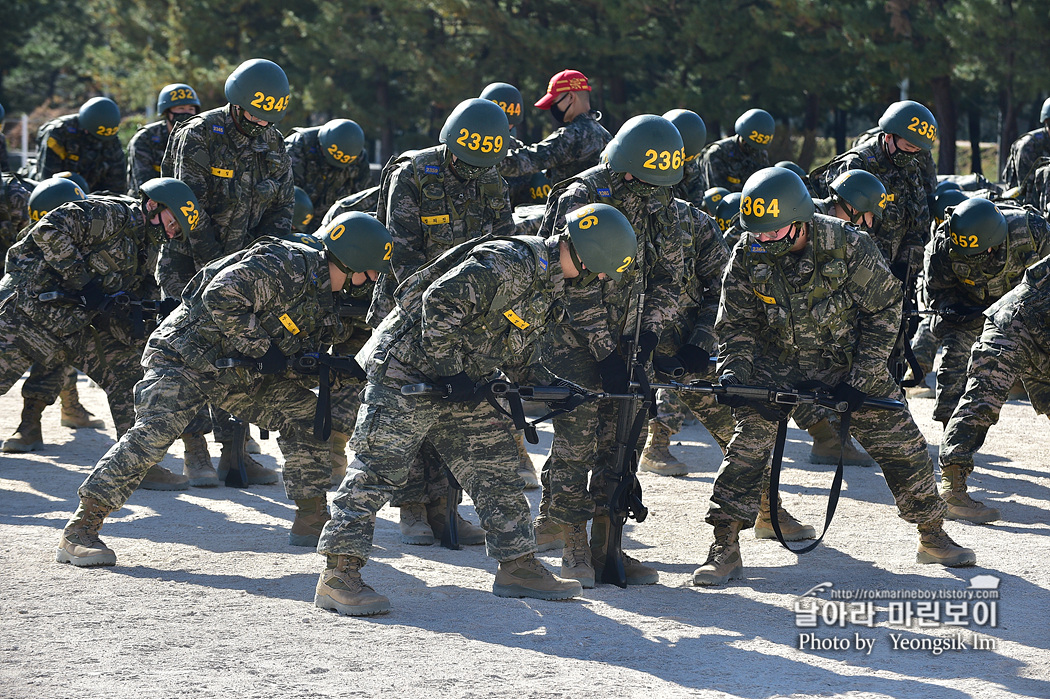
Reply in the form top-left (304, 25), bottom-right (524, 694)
top-left (665, 109), bottom-right (708, 209)
top-left (535, 115), bottom-right (690, 587)
top-left (314, 204), bottom-right (637, 616)
top-left (0, 178), bottom-right (198, 489)
top-left (0, 171), bottom-right (30, 258)
top-left (1002, 97), bottom-right (1050, 195)
top-left (285, 119), bottom-right (373, 233)
top-left (697, 109), bottom-right (774, 192)
top-left (56, 212), bottom-right (392, 567)
top-left (692, 168), bottom-right (975, 588)
top-left (161, 59), bottom-right (295, 486)
top-left (939, 252), bottom-right (1050, 524)
top-left (498, 70), bottom-right (611, 187)
top-left (1023, 157), bottom-right (1050, 215)
top-left (372, 98), bottom-right (517, 546)
top-left (126, 83), bottom-right (201, 197)
top-left (30, 97), bottom-right (126, 193)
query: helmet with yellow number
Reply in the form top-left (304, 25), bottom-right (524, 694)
top-left (439, 98), bottom-right (511, 167)
top-left (606, 114), bottom-right (685, 187)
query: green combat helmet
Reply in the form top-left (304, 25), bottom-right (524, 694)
top-left (563, 203), bottom-right (638, 281)
top-left (480, 83), bottom-right (524, 126)
top-left (879, 100), bottom-right (937, 151)
top-left (704, 186), bottom-right (730, 215)
top-left (715, 192), bottom-right (741, 233)
top-left (830, 169), bottom-right (888, 219)
top-left (319, 212), bottom-right (393, 273)
top-left (319, 119), bottom-right (365, 168)
top-left (140, 177), bottom-right (202, 241)
top-left (156, 83), bottom-right (201, 115)
top-left (0, 102), bottom-right (5, 123)
top-left (662, 109), bottom-right (707, 160)
top-left (739, 167), bottom-right (814, 247)
top-left (293, 186), bottom-right (315, 232)
top-left (79, 97), bottom-right (121, 140)
top-left (775, 161), bottom-right (808, 180)
top-left (934, 180), bottom-right (962, 197)
top-left (735, 108), bottom-right (775, 150)
top-left (607, 114), bottom-right (685, 187)
top-left (1041, 97), bottom-right (1050, 125)
top-left (28, 177), bottom-right (87, 222)
top-left (54, 171), bottom-right (91, 195)
top-left (933, 189), bottom-right (968, 223)
top-left (947, 198), bottom-right (1007, 256)
top-left (439, 98), bottom-right (511, 168)
top-left (224, 58), bottom-right (291, 137)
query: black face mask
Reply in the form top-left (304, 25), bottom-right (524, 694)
top-left (550, 99), bottom-right (569, 125)
top-left (142, 198), bottom-right (169, 246)
top-left (231, 105), bottom-right (268, 138)
top-left (451, 158), bottom-right (488, 181)
top-left (623, 176), bottom-right (661, 198)
top-left (888, 136), bottom-right (919, 167)
top-left (757, 224), bottom-right (803, 257)
top-left (167, 112), bottom-right (194, 129)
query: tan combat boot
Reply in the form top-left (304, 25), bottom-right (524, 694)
top-left (755, 486), bottom-right (816, 541)
top-left (182, 433), bottom-right (219, 487)
top-left (590, 514), bottom-right (659, 585)
top-left (330, 430), bottom-right (349, 487)
top-left (217, 441), bottom-right (280, 485)
top-left (917, 521), bottom-right (977, 567)
top-left (399, 503), bottom-right (435, 545)
top-left (59, 383), bottom-right (105, 429)
top-left (808, 417), bottom-right (875, 466)
top-left (493, 553), bottom-right (583, 600)
top-left (2, 398), bottom-right (47, 453)
top-left (514, 431), bottom-right (540, 489)
top-left (639, 420), bottom-right (688, 476)
top-left (290, 496), bottom-right (331, 547)
top-left (57, 498), bottom-right (117, 567)
top-left (138, 464), bottom-right (190, 491)
top-left (314, 554), bottom-right (391, 616)
top-left (427, 497), bottom-right (486, 545)
top-left (245, 434), bottom-right (262, 453)
top-left (560, 522), bottom-right (595, 588)
top-left (941, 463), bottom-right (1000, 524)
top-left (692, 521), bottom-right (744, 586)
top-left (903, 367), bottom-right (936, 399)
top-left (534, 516), bottom-right (564, 553)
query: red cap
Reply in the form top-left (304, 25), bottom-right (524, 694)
top-left (535, 69), bottom-right (591, 109)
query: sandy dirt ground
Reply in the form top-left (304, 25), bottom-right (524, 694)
top-left (1, 374), bottom-right (1048, 699)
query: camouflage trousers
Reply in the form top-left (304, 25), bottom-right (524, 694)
top-left (21, 363), bottom-right (76, 403)
top-left (910, 315), bottom-right (939, 377)
top-left (0, 305), bottom-right (140, 434)
top-left (649, 390), bottom-right (693, 435)
top-left (78, 360), bottom-right (342, 510)
top-left (929, 317), bottom-right (984, 424)
top-left (708, 361), bottom-right (945, 528)
top-left (940, 316), bottom-right (1050, 472)
top-left (318, 381), bottom-right (534, 563)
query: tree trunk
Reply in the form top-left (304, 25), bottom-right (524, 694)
top-left (930, 75), bottom-right (956, 175)
top-left (968, 105), bottom-right (982, 176)
top-left (998, 88), bottom-right (1018, 178)
top-left (834, 108), bottom-right (847, 154)
top-left (797, 92), bottom-right (820, 170)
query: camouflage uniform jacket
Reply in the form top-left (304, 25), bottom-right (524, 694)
top-left (0, 198), bottom-right (153, 339)
top-left (1024, 158), bottom-right (1050, 214)
top-left (322, 186), bottom-right (381, 225)
top-left (0, 134), bottom-right (9, 172)
top-left (126, 120), bottom-right (170, 196)
top-left (0, 173), bottom-right (30, 259)
top-left (984, 253), bottom-right (1050, 355)
top-left (815, 140), bottom-right (930, 275)
top-left (853, 128), bottom-right (937, 197)
top-left (358, 236), bottom-right (564, 386)
top-left (285, 126), bottom-right (373, 233)
top-left (162, 105), bottom-right (294, 267)
top-left (716, 213), bottom-right (902, 394)
top-left (697, 136), bottom-right (770, 192)
top-left (1002, 127), bottom-right (1050, 192)
top-left (498, 111), bottom-right (611, 185)
top-left (30, 114), bottom-right (127, 193)
top-left (145, 236), bottom-right (353, 374)
top-left (673, 157), bottom-right (705, 207)
top-left (666, 199), bottom-right (730, 353)
top-left (539, 163), bottom-right (686, 361)
top-left (924, 204), bottom-right (1050, 314)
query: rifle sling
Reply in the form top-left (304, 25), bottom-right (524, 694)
top-left (313, 363), bottom-right (333, 442)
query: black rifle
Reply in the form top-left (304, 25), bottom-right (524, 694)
top-left (39, 290), bottom-right (175, 339)
top-left (224, 416), bottom-right (249, 488)
top-left (887, 263), bottom-right (925, 388)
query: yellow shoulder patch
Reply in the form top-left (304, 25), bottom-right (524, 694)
top-left (753, 288), bottom-right (776, 305)
top-left (278, 313), bottom-right (301, 335)
top-left (47, 137), bottom-right (68, 161)
top-left (503, 309), bottom-right (530, 330)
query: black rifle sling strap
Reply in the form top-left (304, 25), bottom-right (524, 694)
top-left (313, 362), bottom-right (334, 442)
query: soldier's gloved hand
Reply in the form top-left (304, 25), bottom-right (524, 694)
top-left (258, 343), bottom-right (288, 374)
top-left (676, 344), bottom-right (712, 374)
top-left (435, 371), bottom-right (476, 401)
top-left (833, 381), bottom-right (867, 413)
top-left (635, 331), bottom-right (660, 364)
top-left (718, 371), bottom-right (741, 387)
top-left (653, 354), bottom-right (686, 379)
top-left (597, 352), bottom-right (629, 394)
top-left (78, 281), bottom-right (108, 309)
top-left (715, 372), bottom-right (745, 408)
